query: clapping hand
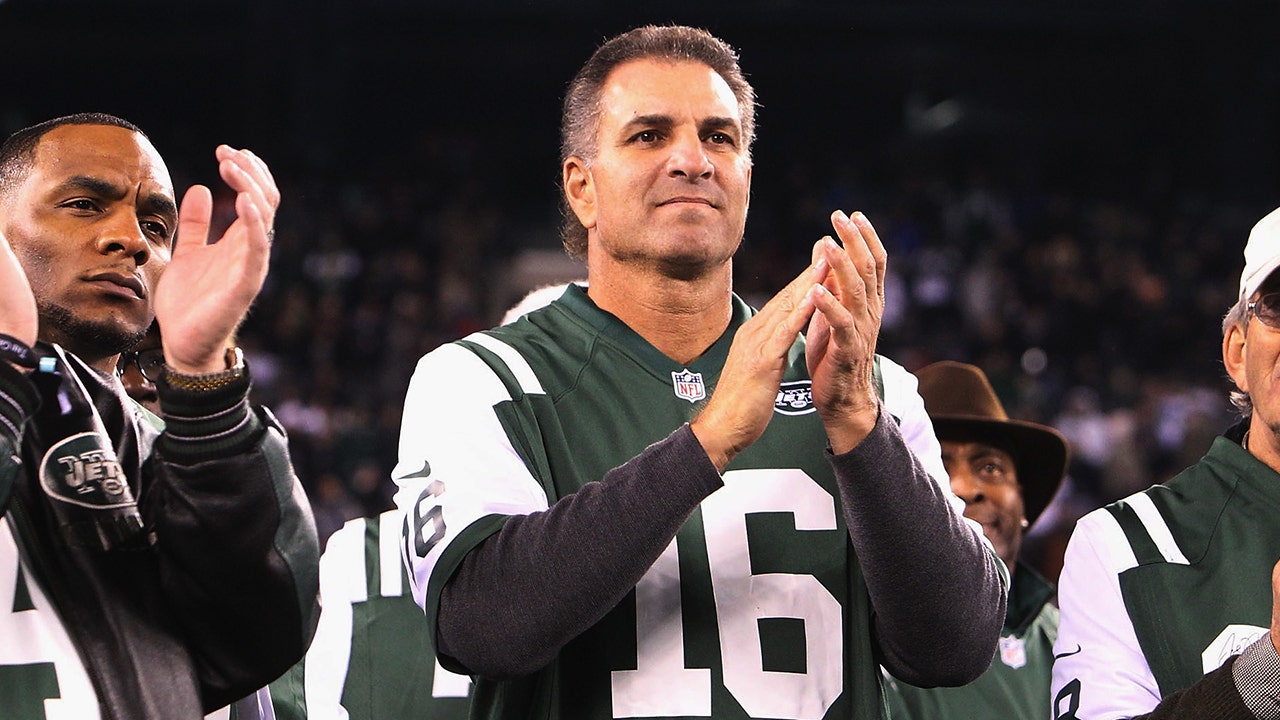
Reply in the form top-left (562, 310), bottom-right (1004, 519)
top-left (805, 210), bottom-right (886, 454)
top-left (152, 146), bottom-right (278, 375)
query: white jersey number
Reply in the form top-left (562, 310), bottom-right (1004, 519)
top-left (611, 469), bottom-right (842, 719)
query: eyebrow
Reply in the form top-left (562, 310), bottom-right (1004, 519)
top-left (619, 114), bottom-right (742, 138)
top-left (56, 174), bottom-right (178, 220)
top-left (620, 114), bottom-right (675, 135)
top-left (698, 116), bottom-right (741, 137)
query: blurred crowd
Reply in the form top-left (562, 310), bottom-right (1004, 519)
top-left (213, 125), bottom-right (1264, 585)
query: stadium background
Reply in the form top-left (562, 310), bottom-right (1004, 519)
top-left (4, 0), bottom-right (1280, 579)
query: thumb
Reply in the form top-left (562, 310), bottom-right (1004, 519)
top-left (175, 185), bottom-right (213, 254)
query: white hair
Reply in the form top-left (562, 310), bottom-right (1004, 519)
top-left (501, 281), bottom-right (585, 325)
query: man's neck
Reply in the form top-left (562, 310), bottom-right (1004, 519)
top-left (38, 333), bottom-right (118, 376)
top-left (586, 260), bottom-right (733, 366)
top-left (1247, 415), bottom-right (1280, 474)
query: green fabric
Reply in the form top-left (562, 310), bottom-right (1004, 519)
top-left (1110, 434), bottom-right (1280, 697)
top-left (886, 563), bottom-right (1057, 719)
top-left (272, 516), bottom-right (471, 720)
top-left (441, 285), bottom-right (893, 719)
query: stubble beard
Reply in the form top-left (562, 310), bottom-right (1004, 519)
top-left (38, 300), bottom-right (148, 362)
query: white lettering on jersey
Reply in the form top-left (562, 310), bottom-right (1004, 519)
top-left (611, 469), bottom-right (841, 720)
top-left (0, 518), bottom-right (100, 720)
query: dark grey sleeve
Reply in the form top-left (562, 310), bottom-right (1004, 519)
top-left (1113, 654), bottom-right (1256, 719)
top-left (436, 423), bottom-right (724, 678)
top-left (832, 407), bottom-right (1006, 688)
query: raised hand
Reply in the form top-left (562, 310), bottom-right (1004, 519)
top-left (0, 231), bottom-right (38, 349)
top-left (153, 146), bottom-right (279, 374)
top-left (690, 248), bottom-right (830, 471)
top-left (806, 210), bottom-right (887, 454)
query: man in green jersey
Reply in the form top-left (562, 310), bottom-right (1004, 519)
top-left (268, 511), bottom-right (472, 720)
top-left (1052, 206), bottom-right (1280, 717)
top-left (885, 361), bottom-right (1068, 719)
top-left (394, 25), bottom-right (1006, 720)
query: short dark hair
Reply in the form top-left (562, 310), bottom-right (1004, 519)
top-left (0, 113), bottom-right (145, 198)
top-left (558, 25), bottom-right (757, 260)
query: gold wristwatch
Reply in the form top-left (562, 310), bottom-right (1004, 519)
top-left (164, 347), bottom-right (246, 392)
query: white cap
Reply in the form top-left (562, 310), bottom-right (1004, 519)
top-left (1240, 206), bottom-right (1280, 301)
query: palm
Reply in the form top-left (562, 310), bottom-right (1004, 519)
top-left (153, 146), bottom-right (277, 372)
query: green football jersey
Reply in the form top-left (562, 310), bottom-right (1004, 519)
top-left (270, 512), bottom-right (471, 720)
top-left (886, 563), bottom-right (1058, 720)
top-left (394, 285), bottom-right (952, 720)
top-left (1053, 432), bottom-right (1280, 717)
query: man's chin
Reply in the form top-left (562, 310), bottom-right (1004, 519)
top-left (39, 303), bottom-right (150, 361)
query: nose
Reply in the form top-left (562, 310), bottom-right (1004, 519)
top-left (949, 468), bottom-right (985, 505)
top-left (666, 131), bottom-right (713, 180)
top-left (95, 210), bottom-right (151, 265)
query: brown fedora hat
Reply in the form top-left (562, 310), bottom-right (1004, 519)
top-left (915, 361), bottom-right (1070, 527)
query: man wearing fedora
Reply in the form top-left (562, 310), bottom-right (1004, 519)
top-left (885, 361), bottom-right (1068, 719)
top-left (1052, 206), bottom-right (1280, 718)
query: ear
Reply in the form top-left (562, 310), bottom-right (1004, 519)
top-left (563, 156), bottom-right (596, 232)
top-left (1224, 318), bottom-right (1249, 394)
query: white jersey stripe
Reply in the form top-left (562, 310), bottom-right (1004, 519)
top-left (379, 511), bottom-right (404, 598)
top-left (464, 332), bottom-right (545, 396)
top-left (302, 519), bottom-right (363, 719)
top-left (1127, 492), bottom-right (1190, 565)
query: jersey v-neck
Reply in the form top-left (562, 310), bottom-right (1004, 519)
top-left (556, 283), bottom-right (749, 379)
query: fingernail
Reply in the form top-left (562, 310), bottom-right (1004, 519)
top-left (832, 210), bottom-right (849, 225)
top-left (813, 255), bottom-right (829, 277)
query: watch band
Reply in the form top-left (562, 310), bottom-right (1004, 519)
top-left (164, 347), bottom-right (246, 392)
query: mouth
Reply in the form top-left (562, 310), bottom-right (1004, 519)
top-left (658, 196), bottom-right (717, 208)
top-left (963, 510), bottom-right (998, 529)
top-left (85, 271), bottom-right (145, 300)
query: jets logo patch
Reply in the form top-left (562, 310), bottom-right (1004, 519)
top-left (671, 370), bottom-right (706, 403)
top-left (774, 381), bottom-right (815, 415)
top-left (40, 432), bottom-right (131, 509)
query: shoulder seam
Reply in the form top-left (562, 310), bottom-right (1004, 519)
top-left (460, 332), bottom-right (545, 397)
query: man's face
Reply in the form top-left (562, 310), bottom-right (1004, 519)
top-left (117, 324), bottom-right (162, 414)
top-left (1226, 277), bottom-right (1280, 453)
top-left (565, 59), bottom-right (752, 275)
top-left (0, 124), bottom-right (176, 361)
top-left (942, 440), bottom-right (1026, 571)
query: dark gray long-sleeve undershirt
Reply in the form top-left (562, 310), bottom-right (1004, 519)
top-left (436, 408), bottom-right (1005, 685)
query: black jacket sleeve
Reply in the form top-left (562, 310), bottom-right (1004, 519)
top-left (149, 374), bottom-right (321, 711)
top-left (0, 362), bottom-right (40, 513)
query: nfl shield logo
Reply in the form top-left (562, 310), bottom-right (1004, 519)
top-left (998, 636), bottom-right (1027, 669)
top-left (671, 370), bottom-right (706, 403)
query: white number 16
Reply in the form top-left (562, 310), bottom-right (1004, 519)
top-left (611, 469), bottom-right (843, 719)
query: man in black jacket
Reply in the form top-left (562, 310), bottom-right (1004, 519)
top-left (0, 113), bottom-right (319, 719)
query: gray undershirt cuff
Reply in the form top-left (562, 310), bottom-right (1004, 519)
top-left (1233, 633), bottom-right (1280, 718)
